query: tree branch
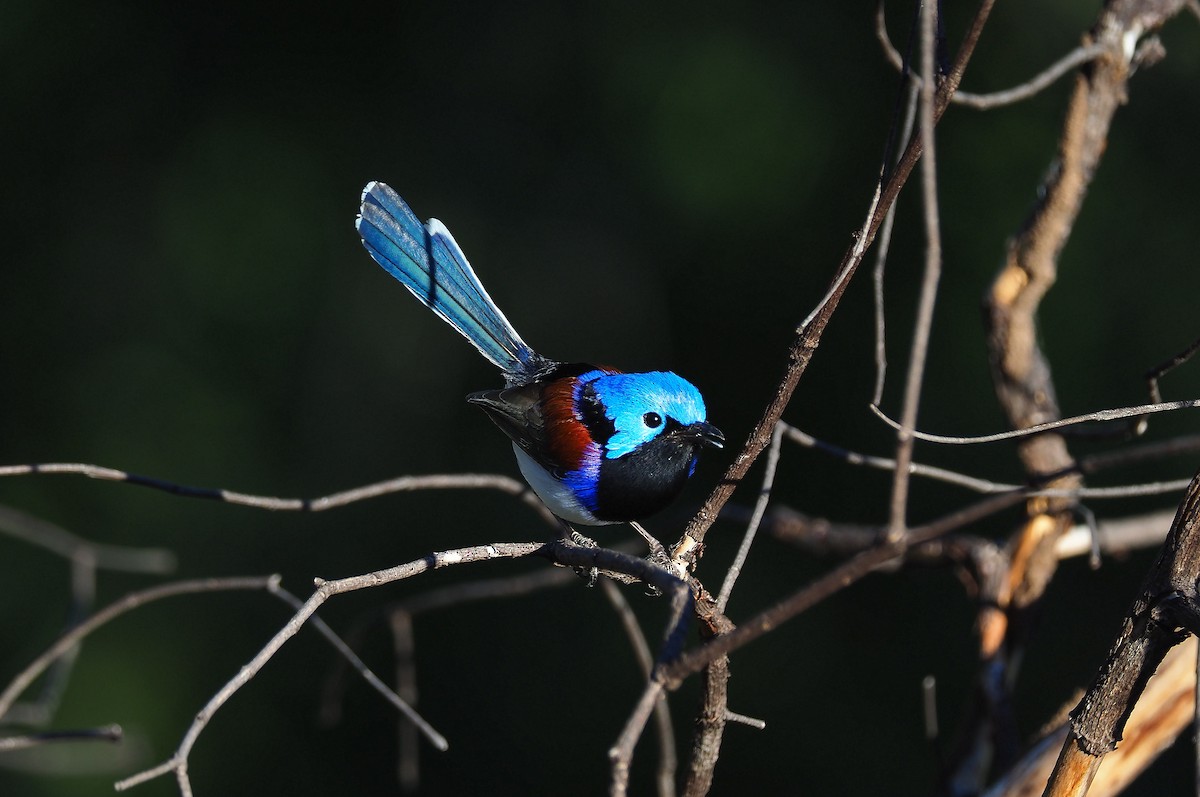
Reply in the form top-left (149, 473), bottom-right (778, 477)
top-left (1043, 465), bottom-right (1200, 796)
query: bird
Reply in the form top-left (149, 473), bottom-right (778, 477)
top-left (355, 181), bottom-right (723, 533)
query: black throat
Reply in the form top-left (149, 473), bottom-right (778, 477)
top-left (593, 434), bottom-right (699, 522)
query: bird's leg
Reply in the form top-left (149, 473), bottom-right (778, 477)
top-left (628, 523), bottom-right (669, 596)
top-left (556, 518), bottom-right (599, 587)
top-left (629, 521), bottom-right (669, 564)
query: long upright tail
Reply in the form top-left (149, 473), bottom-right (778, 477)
top-left (356, 181), bottom-right (550, 381)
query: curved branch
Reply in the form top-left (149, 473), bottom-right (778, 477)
top-left (876, 2), bottom-right (1109, 110)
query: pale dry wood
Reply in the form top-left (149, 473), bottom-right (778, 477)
top-left (985, 637), bottom-right (1197, 797)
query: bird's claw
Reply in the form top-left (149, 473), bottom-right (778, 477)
top-left (567, 530), bottom-right (600, 586)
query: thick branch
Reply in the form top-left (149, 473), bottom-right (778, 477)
top-left (986, 637), bottom-right (1197, 797)
top-left (1043, 465), bottom-right (1200, 796)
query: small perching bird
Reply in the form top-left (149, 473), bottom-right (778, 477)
top-left (355, 182), bottom-right (723, 530)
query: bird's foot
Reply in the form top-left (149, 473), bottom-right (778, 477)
top-left (629, 522), bottom-right (667, 560)
top-left (629, 522), bottom-right (672, 596)
top-left (558, 522), bottom-right (600, 586)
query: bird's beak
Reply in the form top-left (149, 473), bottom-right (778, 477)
top-left (688, 421), bottom-right (725, 449)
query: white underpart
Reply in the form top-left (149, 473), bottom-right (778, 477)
top-left (512, 444), bottom-right (613, 526)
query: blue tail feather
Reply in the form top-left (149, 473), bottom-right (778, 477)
top-left (356, 182), bottom-right (548, 380)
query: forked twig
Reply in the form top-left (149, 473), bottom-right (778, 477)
top-left (610, 577), bottom-right (694, 797)
top-left (0, 504), bottom-right (176, 574)
top-left (103, 541), bottom-right (690, 795)
top-left (670, 0), bottom-right (997, 572)
top-left (662, 490), bottom-right (1029, 688)
top-left (875, 2), bottom-right (1109, 110)
top-left (601, 579), bottom-right (678, 797)
top-left (0, 576), bottom-right (276, 722)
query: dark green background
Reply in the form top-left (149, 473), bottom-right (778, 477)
top-left (3, 2), bottom-right (1199, 794)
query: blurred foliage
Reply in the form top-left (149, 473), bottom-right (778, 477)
top-left (2, 1), bottom-right (1199, 795)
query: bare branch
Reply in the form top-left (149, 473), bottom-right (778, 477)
top-left (985, 638), bottom-right (1197, 797)
top-left (886, 0), bottom-right (945, 542)
top-left (109, 542), bottom-right (691, 794)
top-left (876, 3), bottom-right (1109, 110)
top-left (610, 575), bottom-right (694, 797)
top-left (757, 505), bottom-right (1173, 564)
top-left (680, 646), bottom-right (731, 797)
top-left (663, 490), bottom-right (1029, 687)
top-left (0, 724), bottom-right (122, 752)
top-left (610, 682), bottom-right (667, 797)
top-left (871, 397), bottom-right (1200, 445)
top-left (784, 423), bottom-right (1194, 499)
top-left (0, 503), bottom-right (175, 574)
top-left (266, 581), bottom-right (447, 751)
top-left (722, 711), bottom-right (766, 730)
top-left (715, 421), bottom-right (784, 611)
top-left (1044, 466), bottom-right (1200, 796)
top-left (1140, 334), bottom-right (1200, 435)
top-left (0, 465), bottom-right (557, 525)
top-left (0, 576), bottom-right (277, 722)
top-left (954, 45), bottom-right (1109, 109)
top-left (871, 79), bottom-right (921, 407)
top-left (672, 0), bottom-right (997, 569)
top-left (601, 579), bottom-right (678, 797)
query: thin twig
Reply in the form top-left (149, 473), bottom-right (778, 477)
top-left (784, 423), bottom-right (1193, 499)
top-left (610, 682), bottom-right (667, 797)
top-left (0, 576), bottom-right (277, 721)
top-left (601, 579), bottom-right (677, 797)
top-left (0, 465), bottom-right (557, 524)
top-left (0, 724), bottom-right (122, 752)
top-left (672, 0), bottom-right (997, 569)
top-left (871, 398), bottom-right (1200, 444)
top-left (610, 575), bottom-right (695, 797)
top-left (109, 541), bottom-right (690, 794)
top-left (113, 546), bottom-right (541, 793)
top-left (663, 490), bottom-right (1029, 687)
top-left (716, 421), bottom-right (784, 611)
top-left (886, 0), bottom-right (944, 542)
top-left (1145, 337), bottom-right (1200, 406)
top-left (387, 610), bottom-right (420, 791)
top-left (953, 44), bottom-right (1108, 109)
top-left (319, 547), bottom-right (640, 725)
top-left (871, 78), bottom-right (922, 407)
top-left (722, 711), bottom-right (766, 730)
top-left (876, 4), bottom-right (1109, 110)
top-left (786, 424), bottom-right (1015, 492)
top-left (758, 505), bottom-right (1174, 564)
top-left (266, 581), bottom-right (447, 750)
top-left (1079, 433), bottom-right (1200, 474)
top-left (0, 503), bottom-right (176, 573)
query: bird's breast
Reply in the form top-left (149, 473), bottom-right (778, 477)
top-left (591, 435), bottom-right (700, 522)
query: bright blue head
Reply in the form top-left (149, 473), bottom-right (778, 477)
top-left (585, 371), bottom-right (710, 459)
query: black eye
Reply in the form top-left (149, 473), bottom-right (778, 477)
top-left (643, 412), bottom-right (662, 429)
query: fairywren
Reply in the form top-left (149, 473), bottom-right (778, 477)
top-left (356, 182), bottom-right (723, 527)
